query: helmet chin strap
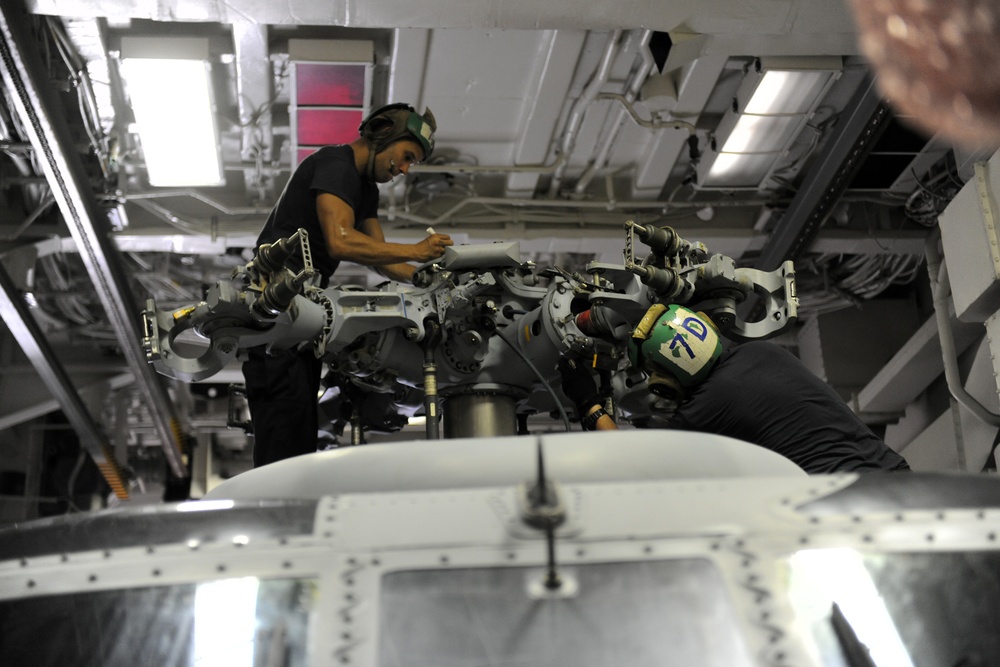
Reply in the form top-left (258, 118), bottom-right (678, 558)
top-left (364, 145), bottom-right (378, 181)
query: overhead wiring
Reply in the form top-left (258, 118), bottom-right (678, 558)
top-left (43, 16), bottom-right (112, 181)
top-left (770, 107), bottom-right (840, 188)
top-left (34, 253), bottom-right (100, 327)
top-left (903, 155), bottom-right (965, 227)
top-left (795, 252), bottom-right (924, 318)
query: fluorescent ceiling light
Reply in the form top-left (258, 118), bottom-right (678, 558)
top-left (720, 114), bottom-right (801, 154)
top-left (700, 57), bottom-right (841, 188)
top-left (706, 152), bottom-right (779, 183)
top-left (744, 70), bottom-right (834, 115)
top-left (121, 57), bottom-right (224, 187)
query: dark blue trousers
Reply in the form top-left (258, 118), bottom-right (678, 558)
top-left (242, 345), bottom-right (323, 467)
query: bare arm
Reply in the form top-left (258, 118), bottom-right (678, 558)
top-left (316, 192), bottom-right (452, 281)
top-left (358, 217), bottom-right (421, 283)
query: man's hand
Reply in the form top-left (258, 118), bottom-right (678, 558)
top-left (413, 233), bottom-right (453, 262)
top-left (557, 358), bottom-right (601, 412)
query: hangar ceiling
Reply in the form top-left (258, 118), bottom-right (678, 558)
top-left (0, 0), bottom-right (996, 511)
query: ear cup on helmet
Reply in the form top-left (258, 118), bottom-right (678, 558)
top-left (358, 103), bottom-right (415, 138)
top-left (357, 103), bottom-right (435, 161)
top-left (362, 116), bottom-right (394, 140)
top-left (647, 371), bottom-right (683, 401)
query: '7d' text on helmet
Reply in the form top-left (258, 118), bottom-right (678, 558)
top-left (627, 304), bottom-right (723, 398)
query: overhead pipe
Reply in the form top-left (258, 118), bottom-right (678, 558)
top-left (572, 30), bottom-right (654, 196)
top-left (117, 199), bottom-right (262, 242)
top-left (594, 92), bottom-right (697, 133)
top-left (924, 229), bottom-right (1000, 427)
top-left (114, 187), bottom-right (778, 234)
top-left (380, 193), bottom-right (779, 227)
top-left (406, 153), bottom-right (568, 175)
top-left (411, 32), bottom-right (694, 189)
top-left (546, 29), bottom-right (623, 197)
top-left (119, 189), bottom-right (272, 216)
top-left (406, 31), bottom-right (629, 181)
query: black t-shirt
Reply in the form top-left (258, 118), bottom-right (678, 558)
top-left (667, 341), bottom-right (911, 474)
top-left (255, 145), bottom-right (379, 281)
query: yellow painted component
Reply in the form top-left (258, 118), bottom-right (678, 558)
top-left (632, 303), bottom-right (668, 341)
top-left (172, 305), bottom-right (197, 321)
top-left (170, 418), bottom-right (189, 454)
top-left (96, 454), bottom-right (129, 500)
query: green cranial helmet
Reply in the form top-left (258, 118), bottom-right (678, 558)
top-left (627, 304), bottom-right (723, 396)
top-left (358, 103), bottom-right (436, 161)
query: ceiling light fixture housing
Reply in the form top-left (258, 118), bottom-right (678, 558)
top-left (119, 37), bottom-right (224, 188)
top-left (698, 56), bottom-right (843, 190)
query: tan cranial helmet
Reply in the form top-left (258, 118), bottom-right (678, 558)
top-left (359, 103), bottom-right (436, 159)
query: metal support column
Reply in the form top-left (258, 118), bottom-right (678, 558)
top-left (756, 75), bottom-right (893, 271)
top-left (0, 261), bottom-right (129, 498)
top-left (0, 1), bottom-right (188, 477)
top-left (233, 21), bottom-right (273, 201)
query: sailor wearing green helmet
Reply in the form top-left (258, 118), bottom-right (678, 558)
top-left (627, 303), bottom-right (723, 399)
top-left (559, 304), bottom-right (911, 474)
top-left (244, 103), bottom-right (453, 468)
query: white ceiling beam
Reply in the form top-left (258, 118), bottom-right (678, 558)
top-left (387, 28), bottom-right (430, 108)
top-left (0, 373), bottom-right (134, 431)
top-left (858, 311), bottom-right (983, 414)
top-left (232, 21), bottom-right (273, 198)
top-left (26, 0), bottom-right (857, 37)
top-left (506, 29), bottom-right (586, 197)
